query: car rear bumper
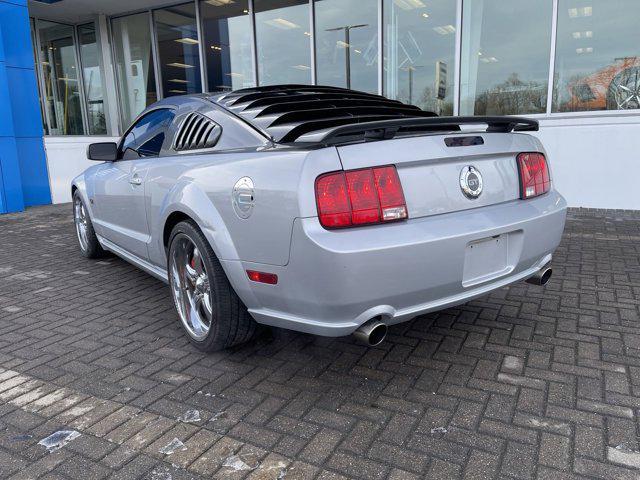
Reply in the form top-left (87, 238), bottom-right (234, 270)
top-left (230, 190), bottom-right (567, 337)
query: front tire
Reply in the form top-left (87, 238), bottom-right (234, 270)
top-left (73, 191), bottom-right (106, 259)
top-left (167, 220), bottom-right (258, 352)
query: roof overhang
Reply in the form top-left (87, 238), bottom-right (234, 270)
top-left (28, 0), bottom-right (181, 23)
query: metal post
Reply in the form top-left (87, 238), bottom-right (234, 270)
top-left (149, 10), bottom-right (163, 99)
top-left (249, 0), bottom-right (259, 86)
top-left (33, 18), bottom-right (54, 135)
top-left (97, 14), bottom-right (120, 136)
top-left (453, 0), bottom-right (463, 115)
top-left (73, 24), bottom-right (91, 135)
top-left (326, 24), bottom-right (367, 90)
top-left (195, 0), bottom-right (208, 93)
top-left (108, 16), bottom-right (127, 133)
top-left (546, 0), bottom-right (559, 116)
top-left (345, 27), bottom-right (350, 89)
top-left (309, 0), bottom-right (316, 85)
top-left (377, 0), bottom-right (383, 95)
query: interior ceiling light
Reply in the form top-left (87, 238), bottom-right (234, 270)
top-left (568, 6), bottom-right (592, 18)
top-left (264, 18), bottom-right (299, 29)
top-left (167, 62), bottom-right (195, 68)
top-left (175, 38), bottom-right (199, 45)
top-left (336, 40), bottom-right (350, 48)
top-left (169, 79), bottom-right (189, 83)
top-left (292, 64), bottom-right (311, 70)
top-left (572, 30), bottom-right (593, 39)
top-left (480, 56), bottom-right (498, 63)
top-left (422, 13), bottom-right (429, 18)
top-left (225, 72), bottom-right (244, 77)
top-left (205, 0), bottom-right (235, 6)
top-left (168, 89), bottom-right (186, 94)
top-left (433, 25), bottom-right (456, 35)
top-left (393, 0), bottom-right (426, 10)
top-left (576, 47), bottom-right (593, 54)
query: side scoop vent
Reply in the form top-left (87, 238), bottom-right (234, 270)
top-left (174, 112), bottom-right (221, 151)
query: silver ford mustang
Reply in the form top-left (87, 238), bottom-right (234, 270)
top-left (72, 85), bottom-right (567, 351)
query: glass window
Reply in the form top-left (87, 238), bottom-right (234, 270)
top-left (553, 1), bottom-right (640, 112)
top-left (120, 108), bottom-right (175, 159)
top-left (383, 0), bottom-right (456, 114)
top-left (37, 21), bottom-right (84, 135)
top-left (78, 23), bottom-right (107, 135)
top-left (155, 3), bottom-right (202, 97)
top-left (254, 0), bottom-right (311, 85)
top-left (112, 13), bottom-right (158, 129)
top-left (460, 0), bottom-right (552, 116)
top-left (315, 0), bottom-right (378, 93)
top-left (200, 0), bottom-right (254, 92)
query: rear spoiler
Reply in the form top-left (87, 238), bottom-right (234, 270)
top-left (295, 116), bottom-right (539, 145)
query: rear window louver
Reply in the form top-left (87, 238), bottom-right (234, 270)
top-left (209, 85), bottom-right (538, 145)
top-left (174, 112), bottom-right (221, 151)
top-left (211, 84), bottom-right (438, 144)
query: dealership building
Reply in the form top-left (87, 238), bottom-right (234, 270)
top-left (0, 0), bottom-right (637, 213)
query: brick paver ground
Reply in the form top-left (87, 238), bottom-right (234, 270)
top-left (1, 204), bottom-right (640, 479)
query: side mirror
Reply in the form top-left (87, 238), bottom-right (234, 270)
top-left (87, 142), bottom-right (118, 161)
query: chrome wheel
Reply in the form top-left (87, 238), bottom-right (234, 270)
top-left (170, 235), bottom-right (213, 341)
top-left (74, 196), bottom-right (89, 252)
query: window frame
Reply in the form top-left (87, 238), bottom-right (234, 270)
top-left (253, 0), bottom-right (314, 86)
top-left (77, 21), bottom-right (109, 135)
top-left (32, 18), bottom-right (91, 136)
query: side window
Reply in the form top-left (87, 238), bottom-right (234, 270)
top-left (119, 108), bottom-right (176, 160)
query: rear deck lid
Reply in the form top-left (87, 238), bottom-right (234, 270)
top-left (336, 131), bottom-right (542, 219)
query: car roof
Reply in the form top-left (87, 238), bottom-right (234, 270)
top-left (206, 85), bottom-right (437, 144)
top-left (145, 86), bottom-right (537, 147)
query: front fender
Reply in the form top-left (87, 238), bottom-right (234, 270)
top-left (71, 174), bottom-right (99, 228)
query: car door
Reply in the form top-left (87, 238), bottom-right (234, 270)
top-left (91, 107), bottom-right (175, 260)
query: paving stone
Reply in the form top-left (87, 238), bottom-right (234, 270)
top-left (0, 203), bottom-right (639, 479)
top-left (539, 432), bottom-right (571, 470)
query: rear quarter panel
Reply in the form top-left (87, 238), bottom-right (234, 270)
top-left (146, 146), bottom-right (342, 269)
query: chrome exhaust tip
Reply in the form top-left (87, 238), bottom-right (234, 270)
top-left (526, 266), bottom-right (552, 286)
top-left (353, 318), bottom-right (388, 346)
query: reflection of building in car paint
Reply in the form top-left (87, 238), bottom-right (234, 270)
top-left (561, 57), bottom-right (640, 112)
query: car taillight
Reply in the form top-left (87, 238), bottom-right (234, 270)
top-left (517, 152), bottom-right (550, 199)
top-left (315, 165), bottom-right (408, 229)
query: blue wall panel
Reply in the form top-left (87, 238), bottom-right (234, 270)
top-left (0, 0), bottom-right (51, 213)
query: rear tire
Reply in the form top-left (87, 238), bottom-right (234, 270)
top-left (73, 191), bottom-right (107, 259)
top-left (167, 220), bottom-right (258, 352)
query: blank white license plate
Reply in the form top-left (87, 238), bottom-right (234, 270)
top-left (462, 234), bottom-right (511, 287)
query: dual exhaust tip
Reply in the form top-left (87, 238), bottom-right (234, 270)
top-left (354, 265), bottom-right (552, 347)
top-left (525, 265), bottom-right (553, 286)
top-left (353, 318), bottom-right (388, 347)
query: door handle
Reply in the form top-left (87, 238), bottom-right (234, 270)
top-left (129, 175), bottom-right (142, 186)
